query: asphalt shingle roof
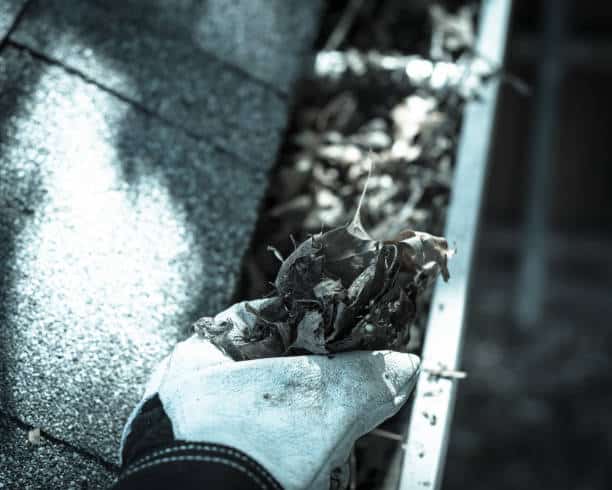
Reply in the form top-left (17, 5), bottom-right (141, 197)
top-left (0, 1), bottom-right (321, 487)
top-left (0, 0), bottom-right (28, 43)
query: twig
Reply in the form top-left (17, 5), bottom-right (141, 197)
top-left (468, 47), bottom-right (532, 96)
top-left (371, 428), bottom-right (404, 443)
top-left (349, 450), bottom-right (358, 490)
top-left (324, 0), bottom-right (366, 51)
top-left (267, 245), bottom-right (284, 263)
top-left (423, 366), bottom-right (467, 380)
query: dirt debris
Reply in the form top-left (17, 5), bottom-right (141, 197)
top-left (27, 428), bottom-right (43, 446)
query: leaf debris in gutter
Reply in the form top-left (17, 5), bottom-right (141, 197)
top-left (196, 165), bottom-right (452, 360)
top-left (217, 3), bottom-right (494, 361)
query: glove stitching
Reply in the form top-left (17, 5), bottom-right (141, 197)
top-left (121, 454), bottom-right (273, 490)
top-left (135, 443), bottom-right (278, 485)
top-left (125, 443), bottom-right (281, 489)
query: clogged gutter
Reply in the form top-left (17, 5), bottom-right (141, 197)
top-left (233, 1), bottom-right (485, 356)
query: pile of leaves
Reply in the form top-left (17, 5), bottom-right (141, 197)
top-left (196, 179), bottom-right (450, 359)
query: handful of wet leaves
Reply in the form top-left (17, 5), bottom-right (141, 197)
top-left (195, 193), bottom-right (451, 360)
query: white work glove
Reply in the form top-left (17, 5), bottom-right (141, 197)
top-left (120, 301), bottom-right (420, 490)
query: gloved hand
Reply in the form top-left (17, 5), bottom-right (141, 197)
top-left (120, 300), bottom-right (421, 490)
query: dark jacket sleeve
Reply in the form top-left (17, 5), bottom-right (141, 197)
top-left (112, 395), bottom-right (282, 490)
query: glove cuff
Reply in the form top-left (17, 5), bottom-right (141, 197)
top-left (115, 441), bottom-right (282, 490)
top-left (118, 394), bottom-right (282, 490)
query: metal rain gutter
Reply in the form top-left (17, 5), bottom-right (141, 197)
top-left (397, 0), bottom-right (513, 488)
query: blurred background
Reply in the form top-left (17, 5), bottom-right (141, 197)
top-left (445, 0), bottom-right (612, 489)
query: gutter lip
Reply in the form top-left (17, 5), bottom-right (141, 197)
top-left (396, 1), bottom-right (513, 489)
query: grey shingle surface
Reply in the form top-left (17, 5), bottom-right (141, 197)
top-left (0, 0), bottom-right (27, 43)
top-left (10, 0), bottom-right (311, 162)
top-left (85, 0), bottom-right (322, 92)
top-left (180, 0), bottom-right (322, 91)
top-left (0, 1), bottom-right (322, 485)
top-left (0, 44), bottom-right (270, 463)
top-left (0, 417), bottom-right (116, 489)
